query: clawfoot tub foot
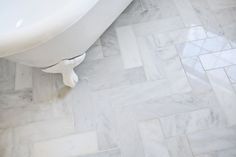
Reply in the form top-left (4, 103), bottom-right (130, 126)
top-left (42, 53), bottom-right (86, 88)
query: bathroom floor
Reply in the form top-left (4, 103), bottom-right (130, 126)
top-left (1, 0), bottom-right (236, 157)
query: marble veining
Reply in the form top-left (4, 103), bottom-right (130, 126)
top-left (1, 0), bottom-right (236, 157)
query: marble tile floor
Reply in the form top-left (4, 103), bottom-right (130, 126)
top-left (1, 0), bottom-right (236, 157)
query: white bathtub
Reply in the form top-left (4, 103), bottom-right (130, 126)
top-left (0, 0), bottom-right (133, 87)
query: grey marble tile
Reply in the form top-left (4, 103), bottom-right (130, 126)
top-left (0, 89), bottom-right (32, 109)
top-left (181, 57), bottom-right (212, 93)
top-left (138, 119), bottom-right (170, 157)
top-left (64, 80), bottom-right (96, 132)
top-left (229, 39), bottom-right (236, 49)
top-left (32, 69), bottom-right (64, 102)
top-left (0, 128), bottom-right (13, 157)
top-left (133, 17), bottom-right (185, 37)
top-left (206, 69), bottom-right (236, 126)
top-left (14, 63), bottom-right (32, 91)
top-left (214, 8), bottom-right (236, 27)
top-left (160, 108), bottom-right (226, 137)
top-left (200, 49), bottom-right (236, 70)
top-left (0, 59), bottom-right (16, 92)
top-left (213, 147), bottom-right (236, 157)
top-left (207, 0), bottom-right (236, 10)
top-left (124, 67), bottom-right (147, 85)
top-left (2, 1), bottom-right (236, 157)
top-left (188, 126), bottom-right (236, 155)
top-left (12, 144), bottom-right (31, 157)
top-left (222, 23), bottom-right (236, 48)
top-left (126, 91), bottom-right (219, 121)
top-left (190, 0), bottom-right (224, 37)
top-left (195, 154), bottom-right (216, 157)
top-left (115, 107), bottom-right (145, 157)
top-left (79, 148), bottom-right (121, 157)
top-left (196, 147), bottom-right (236, 157)
top-left (116, 25), bottom-right (143, 69)
top-left (136, 35), bottom-right (163, 81)
top-left (225, 65), bottom-right (236, 83)
top-left (91, 92), bottom-right (117, 150)
top-left (155, 26), bottom-right (207, 47)
top-left (167, 135), bottom-right (194, 157)
top-left (232, 84), bottom-right (236, 93)
top-left (97, 79), bottom-right (171, 107)
top-left (13, 116), bottom-right (75, 145)
top-left (0, 100), bottom-right (71, 128)
top-left (173, 0), bottom-right (201, 27)
top-left (32, 131), bottom-right (98, 157)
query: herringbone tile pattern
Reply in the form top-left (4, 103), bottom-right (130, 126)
top-left (1, 0), bottom-right (236, 157)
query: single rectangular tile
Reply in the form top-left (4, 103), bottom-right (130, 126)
top-left (160, 108), bottom-right (226, 137)
top-left (79, 148), bottom-right (121, 157)
top-left (136, 35), bottom-right (163, 80)
top-left (207, 69), bottom-right (236, 126)
top-left (188, 126), bottom-right (236, 155)
top-left (173, 0), bottom-right (201, 27)
top-left (0, 101), bottom-right (71, 128)
top-left (115, 107), bottom-right (145, 157)
top-left (155, 26), bottom-right (207, 47)
top-left (200, 49), bottom-right (236, 70)
top-left (91, 92), bottom-right (117, 150)
top-left (15, 63), bottom-right (32, 90)
top-left (133, 17), bottom-right (185, 37)
top-left (32, 131), bottom-right (98, 157)
top-left (139, 119), bottom-right (170, 157)
top-left (116, 25), bottom-right (143, 69)
top-left (14, 116), bottom-right (75, 144)
top-left (225, 65), bottom-right (236, 83)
